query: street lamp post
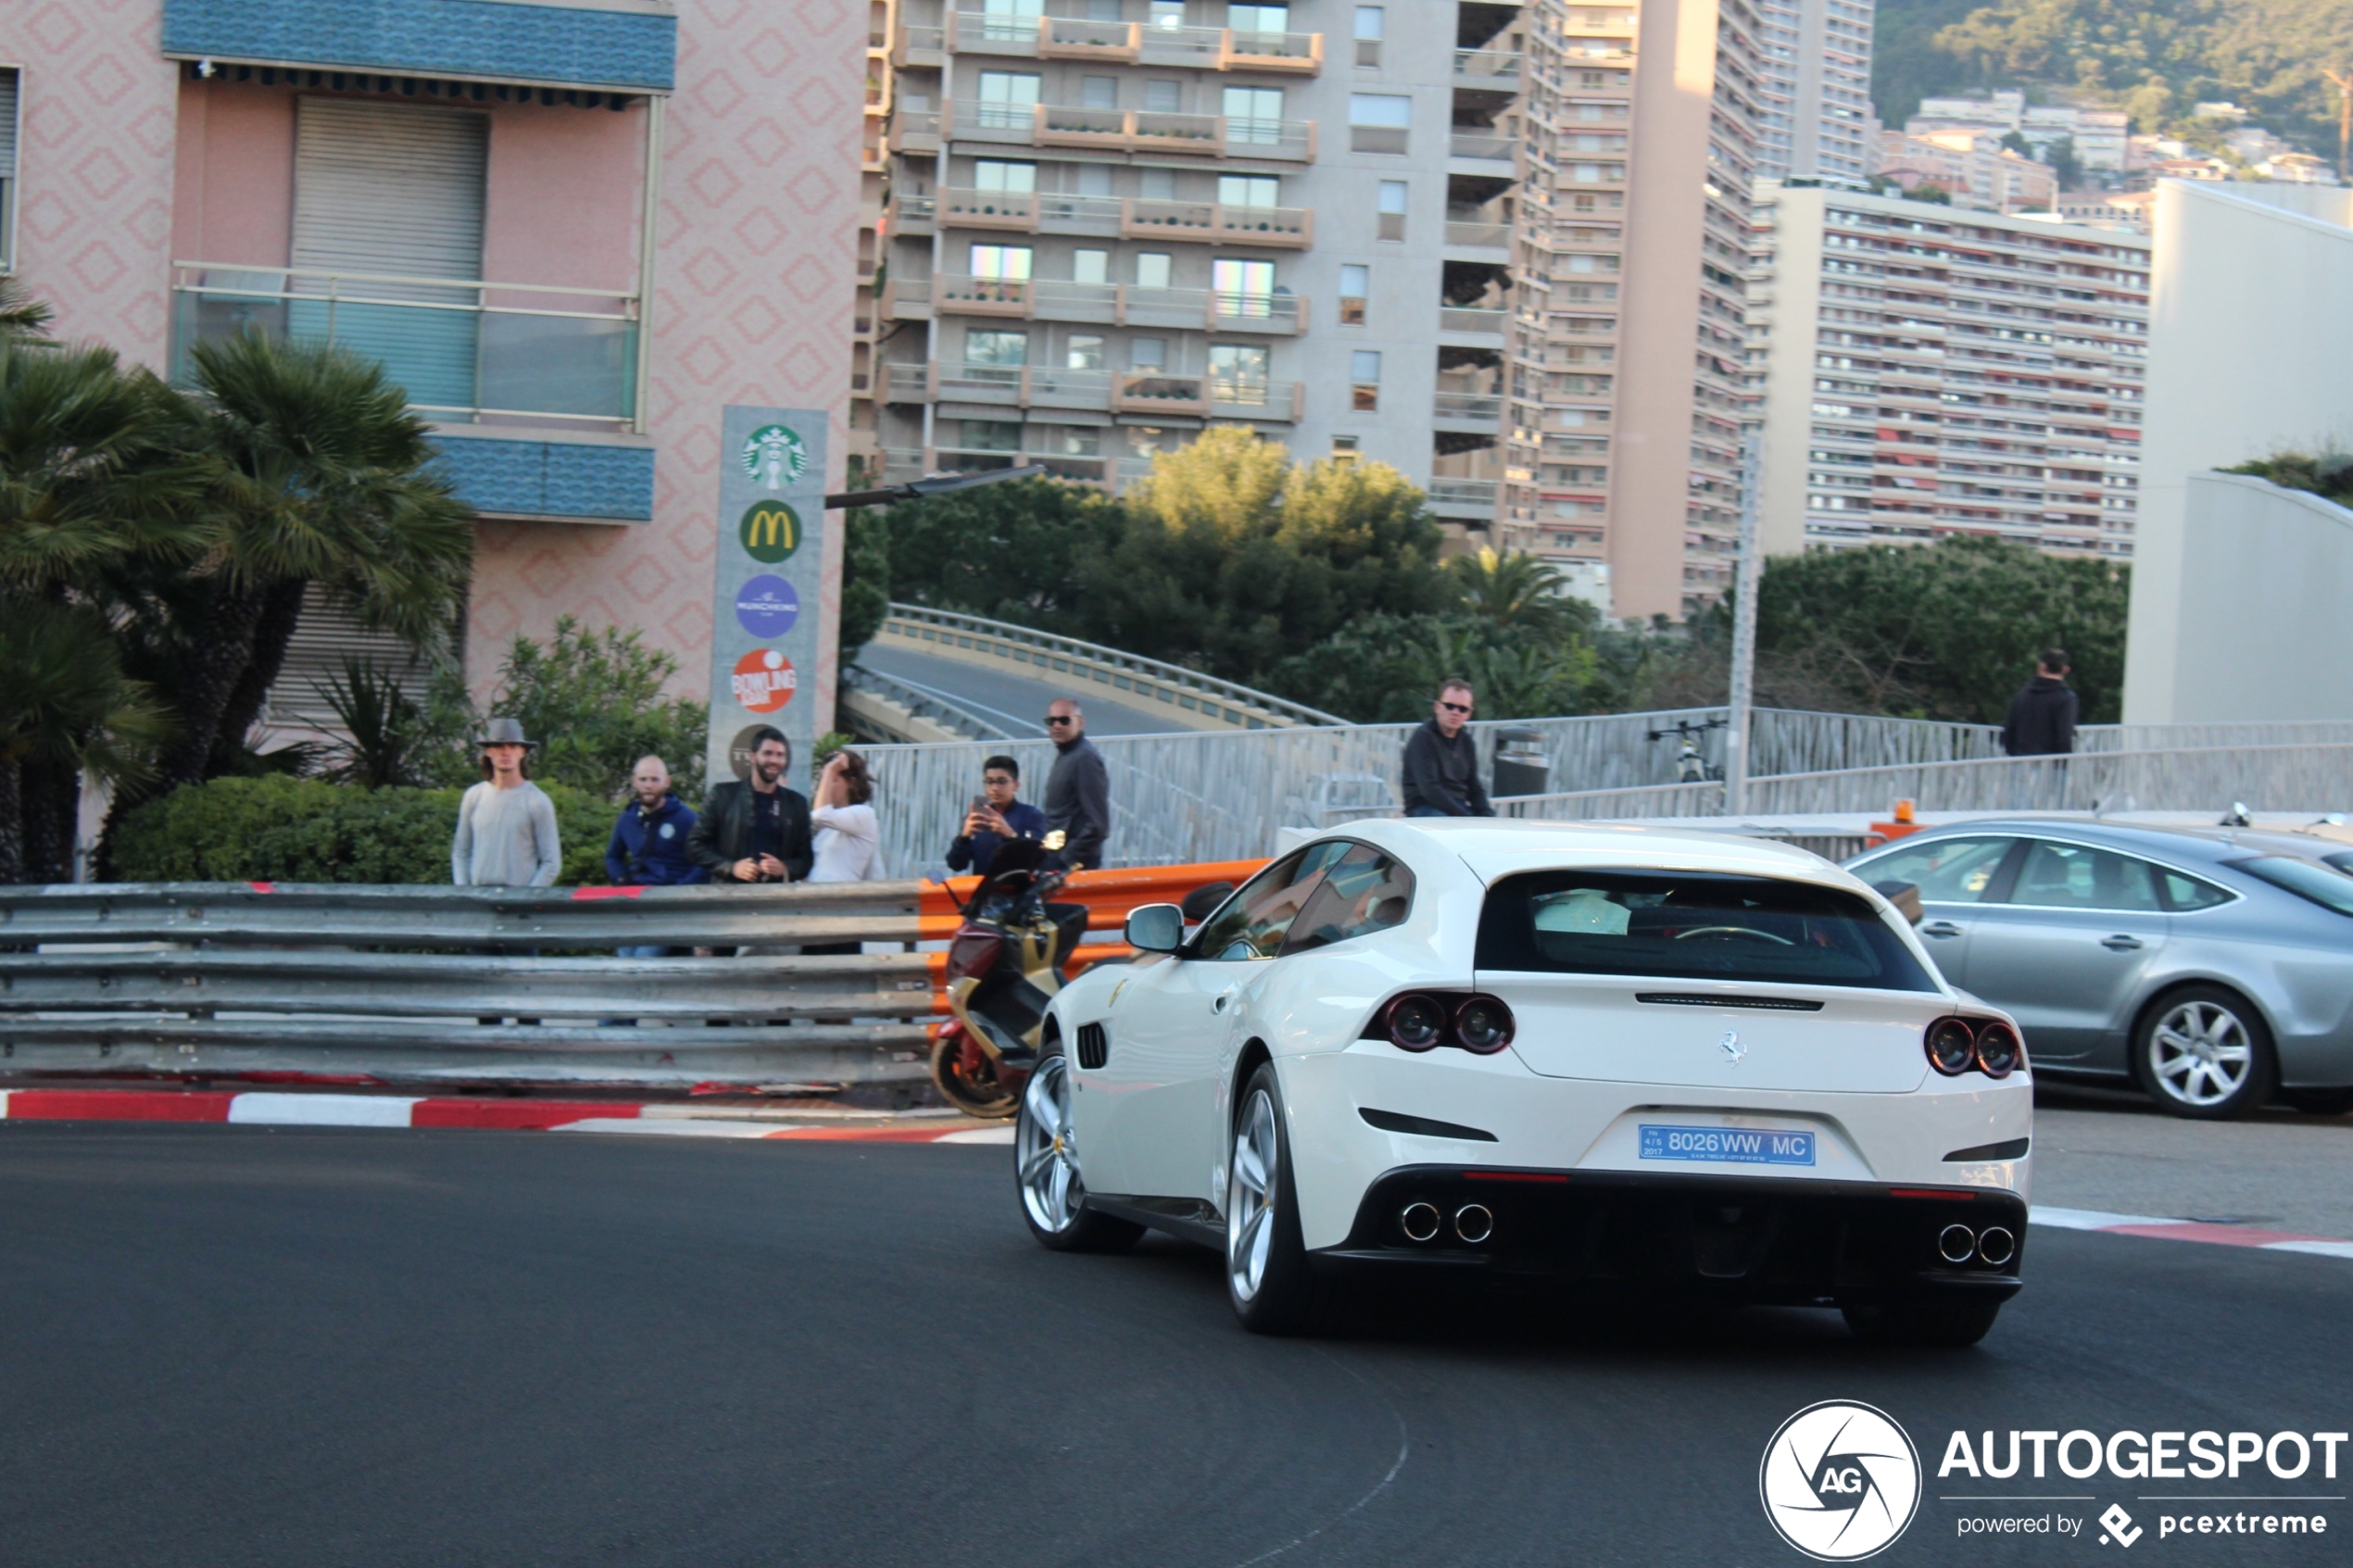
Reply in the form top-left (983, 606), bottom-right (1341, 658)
top-left (1723, 428), bottom-right (1764, 819)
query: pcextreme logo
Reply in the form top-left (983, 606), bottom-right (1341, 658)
top-left (1760, 1400), bottom-right (1924, 1562)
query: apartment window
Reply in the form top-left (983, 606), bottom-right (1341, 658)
top-left (1150, 1), bottom-right (1187, 28)
top-left (0, 69), bottom-right (17, 271)
top-left (1377, 180), bottom-right (1408, 241)
top-left (974, 159), bottom-right (1038, 193)
top-left (1145, 80), bottom-right (1184, 114)
top-left (1057, 424), bottom-right (1103, 455)
top-left (969, 244), bottom-right (1033, 281)
top-left (1219, 174), bottom-right (1279, 207)
top-left (1131, 337), bottom-right (1168, 369)
top-left (1332, 433), bottom-right (1362, 462)
top-left (1351, 349), bottom-right (1381, 411)
top-left (962, 419), bottom-right (1024, 451)
top-left (966, 329), bottom-right (1029, 382)
top-left (1213, 257), bottom-right (1274, 317)
top-left (981, 0), bottom-right (1043, 43)
top-left (1066, 333), bottom-right (1106, 370)
top-left (1136, 252), bottom-right (1173, 289)
top-left (1230, 4), bottom-right (1289, 37)
top-left (977, 71), bottom-right (1041, 129)
top-left (1139, 167), bottom-right (1178, 199)
top-left (1338, 263), bottom-right (1368, 324)
top-left (1081, 76), bottom-right (1120, 110)
top-left (1073, 248), bottom-right (1110, 285)
top-left (1075, 163), bottom-right (1115, 196)
top-left (1209, 343), bottom-right (1271, 406)
top-left (1350, 94), bottom-right (1410, 154)
top-left (1086, 0), bottom-right (1122, 18)
top-left (1224, 86), bottom-right (1285, 145)
top-left (1353, 6), bottom-right (1383, 65)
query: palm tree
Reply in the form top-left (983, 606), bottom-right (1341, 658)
top-left (0, 598), bottom-right (168, 883)
top-left (128, 332), bottom-right (473, 805)
top-left (0, 275), bottom-right (54, 341)
top-left (1450, 546), bottom-right (1571, 633)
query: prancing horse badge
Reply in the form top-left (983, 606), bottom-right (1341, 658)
top-left (1719, 1029), bottom-right (1746, 1064)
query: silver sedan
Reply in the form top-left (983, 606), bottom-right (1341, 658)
top-left (1845, 821), bottom-right (2353, 1119)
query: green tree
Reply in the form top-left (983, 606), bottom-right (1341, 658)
top-left (119, 332), bottom-right (472, 816)
top-left (1754, 536), bottom-right (2130, 724)
top-left (441, 617), bottom-right (711, 802)
top-left (879, 474), bottom-right (1126, 627)
top-left (838, 504), bottom-right (891, 663)
top-left (0, 599), bottom-right (169, 883)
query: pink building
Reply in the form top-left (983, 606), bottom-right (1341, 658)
top-left (0, 0), bottom-right (862, 727)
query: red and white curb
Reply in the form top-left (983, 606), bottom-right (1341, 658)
top-left (0, 1090), bottom-right (1014, 1144)
top-left (2034, 1205), bottom-right (2353, 1261)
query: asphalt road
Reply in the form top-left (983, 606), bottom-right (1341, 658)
top-left (857, 645), bottom-right (1185, 737)
top-left (3, 1124), bottom-right (2347, 1567)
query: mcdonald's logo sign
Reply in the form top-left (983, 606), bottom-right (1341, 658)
top-left (739, 500), bottom-right (802, 564)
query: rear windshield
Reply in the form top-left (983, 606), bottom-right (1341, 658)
top-left (2233, 855), bottom-right (2353, 918)
top-left (1476, 870), bottom-right (1939, 991)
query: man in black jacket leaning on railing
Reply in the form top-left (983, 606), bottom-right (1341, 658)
top-left (687, 727), bottom-right (813, 885)
top-left (1402, 678), bottom-right (1494, 818)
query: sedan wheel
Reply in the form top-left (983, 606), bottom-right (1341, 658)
top-left (1014, 1048), bottom-right (1143, 1253)
top-left (2138, 987), bottom-right (2274, 1119)
top-left (1227, 1089), bottom-right (1280, 1304)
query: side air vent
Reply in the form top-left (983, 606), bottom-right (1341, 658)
top-left (1076, 1022), bottom-right (1109, 1070)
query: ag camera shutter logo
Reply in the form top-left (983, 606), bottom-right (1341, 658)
top-left (1759, 1400), bottom-right (1922, 1561)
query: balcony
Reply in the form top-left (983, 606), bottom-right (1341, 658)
top-left (957, 104), bottom-right (1316, 161)
top-left (894, 23), bottom-right (946, 66)
top-left (159, 0), bottom-right (677, 94)
top-left (1433, 391), bottom-right (1505, 425)
top-left (881, 277), bottom-right (935, 320)
top-left (1438, 306), bottom-right (1508, 338)
top-left (947, 12), bottom-right (1323, 73)
top-left (890, 108), bottom-right (942, 154)
top-left (1443, 220), bottom-right (1512, 250)
top-left (1453, 47), bottom-right (1521, 87)
top-left (1428, 478), bottom-right (1500, 516)
top-left (929, 277), bottom-right (1308, 334)
top-left (1123, 199), bottom-right (1314, 248)
top-left (170, 261), bottom-right (641, 428)
top-left (1450, 132), bottom-right (1516, 164)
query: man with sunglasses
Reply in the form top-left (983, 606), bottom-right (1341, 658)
top-left (1402, 678), bottom-right (1494, 817)
top-left (1041, 697), bottom-right (1112, 870)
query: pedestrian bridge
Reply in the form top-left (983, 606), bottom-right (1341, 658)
top-left (839, 603), bottom-right (1340, 745)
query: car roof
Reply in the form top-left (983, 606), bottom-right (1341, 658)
top-left (1858, 818), bottom-right (2353, 871)
top-left (1342, 816), bottom-right (1862, 888)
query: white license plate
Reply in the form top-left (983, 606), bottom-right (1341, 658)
top-left (1638, 1123), bottom-right (1816, 1167)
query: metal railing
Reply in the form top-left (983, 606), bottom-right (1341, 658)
top-left (1451, 132), bottom-right (1516, 161)
top-left (170, 262), bottom-right (640, 427)
top-left (1743, 744), bottom-right (2353, 817)
top-left (880, 603), bottom-right (1344, 730)
top-left (928, 275), bottom-right (1308, 333)
top-left (839, 664), bottom-right (1010, 742)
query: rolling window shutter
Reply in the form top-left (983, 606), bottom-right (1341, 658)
top-left (292, 99), bottom-right (487, 413)
top-left (0, 70), bottom-right (19, 178)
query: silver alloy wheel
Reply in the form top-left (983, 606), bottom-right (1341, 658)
top-left (2148, 998), bottom-right (2254, 1108)
top-left (1227, 1088), bottom-right (1278, 1303)
top-left (1017, 1054), bottom-right (1082, 1234)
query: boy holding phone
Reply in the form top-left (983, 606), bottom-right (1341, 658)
top-left (946, 755), bottom-right (1049, 876)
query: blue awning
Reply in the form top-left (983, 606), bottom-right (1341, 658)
top-left (162, 0), bottom-right (677, 96)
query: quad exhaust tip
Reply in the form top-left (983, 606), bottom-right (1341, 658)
top-left (1453, 1204), bottom-right (1493, 1244)
top-left (1400, 1201), bottom-right (1442, 1243)
top-left (1977, 1225), bottom-right (2016, 1267)
top-left (1937, 1223), bottom-right (1978, 1264)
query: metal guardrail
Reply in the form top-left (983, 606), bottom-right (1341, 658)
top-left (1743, 743), bottom-right (2353, 817)
top-left (881, 602), bottom-right (1346, 729)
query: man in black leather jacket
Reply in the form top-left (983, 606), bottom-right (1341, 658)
top-left (687, 727), bottom-right (813, 884)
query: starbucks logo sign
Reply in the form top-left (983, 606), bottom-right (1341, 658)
top-left (742, 423), bottom-right (809, 490)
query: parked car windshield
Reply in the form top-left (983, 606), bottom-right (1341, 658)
top-left (1477, 870), bottom-right (1939, 991)
top-left (2232, 855), bottom-right (2353, 918)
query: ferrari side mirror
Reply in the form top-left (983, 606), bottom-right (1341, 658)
top-left (1126, 903), bottom-right (1186, 953)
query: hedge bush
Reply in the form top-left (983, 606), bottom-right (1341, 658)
top-left (111, 775), bottom-right (619, 886)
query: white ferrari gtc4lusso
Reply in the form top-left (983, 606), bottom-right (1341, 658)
top-left (1013, 819), bottom-right (2031, 1343)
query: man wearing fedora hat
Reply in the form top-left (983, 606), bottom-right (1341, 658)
top-left (451, 717), bottom-right (562, 889)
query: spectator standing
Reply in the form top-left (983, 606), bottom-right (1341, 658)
top-left (2002, 648), bottom-right (2080, 757)
top-left (1402, 679), bottom-right (1494, 818)
top-left (604, 755), bottom-right (705, 960)
top-left (1042, 698), bottom-right (1111, 870)
top-left (686, 726), bottom-right (812, 884)
top-left (947, 754), bottom-right (1049, 876)
top-left (804, 749), bottom-right (884, 960)
top-left (452, 718), bottom-right (562, 886)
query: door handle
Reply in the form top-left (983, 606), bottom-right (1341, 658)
top-left (2100, 935), bottom-right (2145, 951)
top-left (1919, 921), bottom-right (1964, 938)
top-left (1213, 987), bottom-right (1239, 1013)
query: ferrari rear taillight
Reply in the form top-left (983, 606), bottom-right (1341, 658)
top-left (1453, 996), bottom-right (1516, 1054)
top-left (1924, 1015), bottom-right (2025, 1079)
top-left (1382, 992), bottom-right (1516, 1055)
top-left (1386, 994), bottom-right (1448, 1052)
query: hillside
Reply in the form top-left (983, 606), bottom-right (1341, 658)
top-left (1871, 0), bottom-right (2350, 158)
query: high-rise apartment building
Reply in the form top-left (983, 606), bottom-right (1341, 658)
top-left (868, 0), bottom-right (1529, 542)
top-left (1495, 0), bottom-right (1765, 617)
top-left (1753, 0), bottom-right (1872, 185)
top-left (1747, 184), bottom-right (2150, 560)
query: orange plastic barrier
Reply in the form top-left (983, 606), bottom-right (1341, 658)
top-left (918, 859), bottom-right (1269, 1020)
top-left (914, 859), bottom-right (1270, 941)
